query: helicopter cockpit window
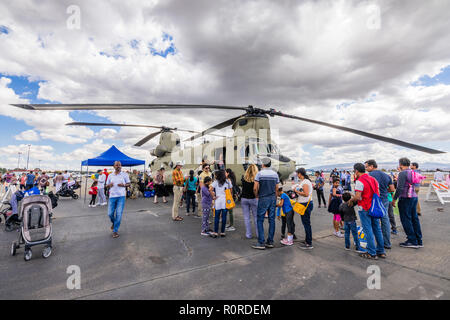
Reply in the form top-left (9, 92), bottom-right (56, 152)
top-left (249, 140), bottom-right (270, 155)
top-left (267, 144), bottom-right (280, 154)
top-left (240, 146), bottom-right (251, 158)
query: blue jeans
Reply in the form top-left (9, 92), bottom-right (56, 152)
top-left (381, 199), bottom-right (391, 247)
top-left (344, 221), bottom-right (360, 249)
top-left (358, 209), bottom-right (385, 256)
top-left (186, 190), bottom-right (196, 213)
top-left (214, 209), bottom-right (228, 233)
top-left (256, 196), bottom-right (276, 245)
top-left (300, 201), bottom-right (314, 245)
top-left (398, 197), bottom-right (422, 245)
top-left (108, 196), bottom-right (125, 233)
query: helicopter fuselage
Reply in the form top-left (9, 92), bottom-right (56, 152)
top-left (149, 115), bottom-right (296, 185)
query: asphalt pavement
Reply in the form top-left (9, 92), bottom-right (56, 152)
top-left (1, 183), bottom-right (449, 300)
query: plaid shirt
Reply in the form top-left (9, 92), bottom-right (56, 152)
top-left (172, 168), bottom-right (185, 187)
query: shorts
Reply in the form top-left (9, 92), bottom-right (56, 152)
top-left (333, 214), bottom-right (342, 222)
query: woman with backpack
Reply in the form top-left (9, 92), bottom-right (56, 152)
top-left (225, 168), bottom-right (238, 231)
top-left (210, 169), bottom-right (232, 238)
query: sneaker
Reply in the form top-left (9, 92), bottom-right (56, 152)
top-left (112, 232), bottom-right (119, 238)
top-left (252, 243), bottom-right (266, 250)
top-left (355, 247), bottom-right (365, 253)
top-left (384, 246), bottom-right (391, 250)
top-left (209, 233), bottom-right (218, 238)
top-left (280, 234), bottom-right (286, 240)
top-left (299, 243), bottom-right (314, 250)
top-left (225, 226), bottom-right (236, 232)
top-left (281, 238), bottom-right (293, 246)
top-left (265, 242), bottom-right (274, 248)
top-left (334, 231), bottom-right (344, 238)
top-left (220, 233), bottom-right (226, 237)
top-left (377, 253), bottom-right (387, 259)
top-left (194, 214), bottom-right (202, 218)
top-left (102, 202), bottom-right (107, 206)
top-left (345, 246), bottom-right (350, 251)
top-left (399, 241), bottom-right (419, 249)
top-left (417, 242), bottom-right (424, 248)
top-left (201, 231), bottom-right (210, 236)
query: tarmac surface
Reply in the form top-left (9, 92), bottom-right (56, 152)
top-left (1, 182), bottom-right (449, 300)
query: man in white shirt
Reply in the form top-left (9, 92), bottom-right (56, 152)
top-left (96, 169), bottom-right (107, 206)
top-left (106, 161), bottom-right (130, 238)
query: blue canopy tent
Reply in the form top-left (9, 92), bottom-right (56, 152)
top-left (81, 145), bottom-right (146, 204)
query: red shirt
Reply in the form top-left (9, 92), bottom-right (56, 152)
top-left (355, 174), bottom-right (379, 211)
top-left (89, 186), bottom-right (98, 195)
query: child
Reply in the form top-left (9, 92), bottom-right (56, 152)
top-left (328, 178), bottom-right (344, 237)
top-left (200, 176), bottom-right (214, 236)
top-left (146, 177), bottom-right (154, 191)
top-left (339, 192), bottom-right (363, 252)
top-left (276, 187), bottom-right (296, 246)
top-left (88, 181), bottom-right (98, 207)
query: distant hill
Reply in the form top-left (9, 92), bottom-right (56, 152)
top-left (308, 162), bottom-right (450, 171)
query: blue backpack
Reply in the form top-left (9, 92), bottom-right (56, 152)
top-left (369, 192), bottom-right (386, 218)
top-left (361, 174), bottom-right (386, 219)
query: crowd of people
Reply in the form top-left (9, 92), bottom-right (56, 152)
top-left (2, 158), bottom-right (449, 258)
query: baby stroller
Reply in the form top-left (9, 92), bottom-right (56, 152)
top-left (56, 180), bottom-right (80, 199)
top-left (1, 200), bottom-right (22, 232)
top-left (11, 194), bottom-right (53, 261)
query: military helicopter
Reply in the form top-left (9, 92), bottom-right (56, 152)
top-left (12, 104), bottom-right (446, 186)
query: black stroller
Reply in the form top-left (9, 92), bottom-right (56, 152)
top-left (56, 180), bottom-right (80, 199)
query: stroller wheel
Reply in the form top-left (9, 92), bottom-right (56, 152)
top-left (24, 249), bottom-right (32, 261)
top-left (10, 242), bottom-right (17, 256)
top-left (42, 246), bottom-right (52, 259)
top-left (72, 194), bottom-right (79, 199)
top-left (5, 223), bottom-right (13, 232)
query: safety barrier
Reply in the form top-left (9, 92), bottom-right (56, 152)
top-left (426, 180), bottom-right (450, 205)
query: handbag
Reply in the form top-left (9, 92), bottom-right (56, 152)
top-left (225, 188), bottom-right (236, 210)
top-left (291, 196), bottom-right (311, 216)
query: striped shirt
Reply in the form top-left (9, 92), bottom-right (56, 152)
top-left (255, 168), bottom-right (279, 198)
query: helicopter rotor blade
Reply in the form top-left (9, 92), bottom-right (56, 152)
top-left (184, 115), bottom-right (244, 141)
top-left (12, 104), bottom-right (247, 111)
top-left (66, 122), bottom-right (164, 129)
top-left (272, 111), bottom-right (445, 154)
top-left (134, 131), bottom-right (163, 147)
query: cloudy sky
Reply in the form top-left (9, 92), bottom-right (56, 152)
top-left (0, 0), bottom-right (449, 170)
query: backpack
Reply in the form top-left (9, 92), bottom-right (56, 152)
top-left (368, 192), bottom-right (386, 218)
top-left (360, 174), bottom-right (386, 218)
top-left (410, 170), bottom-right (426, 184)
